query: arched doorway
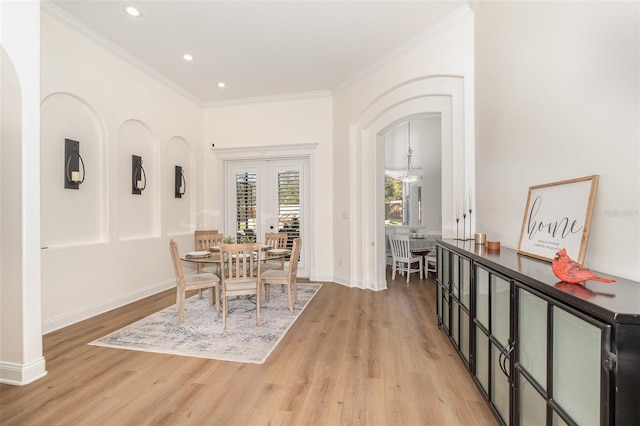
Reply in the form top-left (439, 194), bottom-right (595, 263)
top-left (349, 76), bottom-right (470, 290)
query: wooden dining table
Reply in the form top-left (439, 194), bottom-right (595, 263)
top-left (181, 247), bottom-right (290, 304)
top-left (180, 246), bottom-right (290, 271)
top-left (408, 237), bottom-right (437, 253)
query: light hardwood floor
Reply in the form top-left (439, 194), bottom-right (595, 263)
top-left (1, 269), bottom-right (497, 425)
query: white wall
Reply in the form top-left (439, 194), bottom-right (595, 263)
top-left (0, 0), bottom-right (46, 385)
top-left (203, 96), bottom-right (334, 281)
top-left (332, 6), bottom-right (475, 289)
top-left (475, 1), bottom-right (640, 280)
top-left (39, 11), bottom-right (204, 331)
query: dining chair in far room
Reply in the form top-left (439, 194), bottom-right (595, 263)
top-left (169, 239), bottom-right (220, 323)
top-left (388, 235), bottom-right (424, 282)
top-left (195, 230), bottom-right (223, 274)
top-left (262, 232), bottom-right (288, 272)
top-left (219, 242), bottom-right (262, 330)
top-left (262, 237), bottom-right (301, 313)
top-left (423, 233), bottom-right (439, 276)
top-left (424, 252), bottom-right (437, 276)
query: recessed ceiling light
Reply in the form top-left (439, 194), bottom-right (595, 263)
top-left (183, 54), bottom-right (194, 61)
top-left (124, 6), bottom-right (142, 17)
top-left (217, 82), bottom-right (226, 88)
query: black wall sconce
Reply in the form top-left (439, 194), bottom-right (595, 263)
top-left (132, 155), bottom-right (146, 194)
top-left (175, 165), bottom-right (186, 198)
top-left (64, 138), bottom-right (85, 190)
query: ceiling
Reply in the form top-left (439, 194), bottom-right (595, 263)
top-left (48, 1), bottom-right (467, 106)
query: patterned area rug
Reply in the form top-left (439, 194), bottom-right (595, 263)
top-left (89, 283), bottom-right (321, 364)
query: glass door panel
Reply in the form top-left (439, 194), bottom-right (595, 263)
top-left (461, 257), bottom-right (470, 308)
top-left (443, 248), bottom-right (450, 289)
top-left (552, 307), bottom-right (601, 426)
top-left (451, 300), bottom-right (459, 346)
top-left (442, 291), bottom-right (450, 333)
top-left (226, 159), bottom-right (309, 275)
top-left (452, 253), bottom-right (460, 298)
top-left (476, 327), bottom-right (489, 394)
top-left (491, 275), bottom-right (510, 346)
top-left (476, 267), bottom-right (489, 328)
top-left (437, 246), bottom-right (447, 282)
top-left (519, 374), bottom-right (547, 426)
top-left (437, 284), bottom-right (443, 324)
top-left (491, 344), bottom-right (511, 425)
top-left (518, 288), bottom-right (548, 389)
top-left (461, 311), bottom-right (470, 363)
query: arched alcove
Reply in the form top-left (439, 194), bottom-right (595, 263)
top-left (117, 119), bottom-right (160, 240)
top-left (40, 92), bottom-right (107, 247)
top-left (165, 136), bottom-right (196, 235)
top-left (350, 76), bottom-right (468, 290)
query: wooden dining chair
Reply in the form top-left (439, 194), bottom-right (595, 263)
top-left (262, 238), bottom-right (302, 313)
top-left (388, 235), bottom-right (423, 282)
top-left (195, 230), bottom-right (223, 273)
top-left (169, 239), bottom-right (220, 323)
top-left (262, 232), bottom-right (288, 272)
top-left (219, 242), bottom-right (262, 330)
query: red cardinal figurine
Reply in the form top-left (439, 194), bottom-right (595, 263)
top-left (552, 249), bottom-right (615, 284)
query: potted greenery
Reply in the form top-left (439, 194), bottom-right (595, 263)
top-left (223, 235), bottom-right (236, 244)
top-left (410, 227), bottom-right (423, 239)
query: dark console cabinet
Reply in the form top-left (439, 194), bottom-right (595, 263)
top-left (436, 239), bottom-right (640, 426)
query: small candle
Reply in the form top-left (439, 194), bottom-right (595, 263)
top-left (179, 185), bottom-right (185, 194)
top-left (136, 180), bottom-right (144, 189)
top-left (71, 171), bottom-right (80, 182)
top-left (456, 201), bottom-right (461, 218)
top-left (469, 190), bottom-right (472, 211)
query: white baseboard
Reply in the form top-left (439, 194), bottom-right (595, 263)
top-left (331, 274), bottom-right (387, 291)
top-left (42, 279), bottom-right (175, 334)
top-left (0, 357), bottom-right (47, 386)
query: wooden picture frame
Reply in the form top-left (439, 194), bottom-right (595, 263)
top-left (518, 175), bottom-right (599, 264)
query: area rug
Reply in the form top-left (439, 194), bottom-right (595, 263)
top-left (89, 283), bottom-right (321, 364)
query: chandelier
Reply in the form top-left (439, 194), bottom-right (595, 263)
top-left (399, 121), bottom-right (421, 183)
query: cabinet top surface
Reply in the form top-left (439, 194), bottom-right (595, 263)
top-left (439, 239), bottom-right (640, 324)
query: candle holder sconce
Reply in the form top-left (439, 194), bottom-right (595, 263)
top-left (132, 155), bottom-right (146, 194)
top-left (175, 165), bottom-right (186, 198)
top-left (64, 138), bottom-right (85, 189)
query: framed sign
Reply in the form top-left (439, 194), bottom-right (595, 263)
top-left (518, 175), bottom-right (599, 264)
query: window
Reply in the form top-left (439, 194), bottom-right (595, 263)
top-left (235, 171), bottom-right (257, 242)
top-left (277, 170), bottom-right (300, 250)
top-left (385, 175), bottom-right (421, 226)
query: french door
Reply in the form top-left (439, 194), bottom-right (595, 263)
top-left (225, 158), bottom-right (309, 276)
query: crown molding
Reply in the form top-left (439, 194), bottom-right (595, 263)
top-left (204, 90), bottom-right (332, 109)
top-left (41, 1), bottom-right (205, 107)
top-left (333, 4), bottom-right (473, 96)
top-left (212, 143), bottom-right (318, 160)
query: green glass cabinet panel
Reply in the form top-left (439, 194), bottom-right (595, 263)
top-left (452, 253), bottom-right (460, 297)
top-left (491, 274), bottom-right (510, 346)
top-left (491, 344), bottom-right (511, 425)
top-left (476, 267), bottom-right (489, 328)
top-left (518, 288), bottom-right (547, 390)
top-left (461, 258), bottom-right (470, 308)
top-left (552, 307), bottom-right (601, 426)
top-left (460, 311), bottom-right (470, 363)
top-left (451, 300), bottom-right (459, 345)
top-left (476, 327), bottom-right (489, 394)
top-left (519, 374), bottom-right (547, 426)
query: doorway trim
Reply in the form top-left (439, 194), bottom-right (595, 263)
top-left (213, 143), bottom-right (318, 278)
top-left (349, 76), bottom-right (468, 290)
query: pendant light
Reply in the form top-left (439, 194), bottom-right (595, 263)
top-left (399, 121), bottom-right (421, 183)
